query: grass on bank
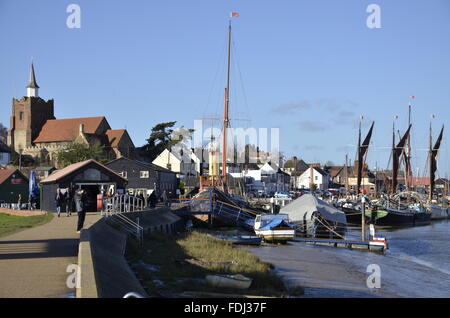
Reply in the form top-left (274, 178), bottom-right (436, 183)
top-left (0, 213), bottom-right (54, 238)
top-left (126, 230), bottom-right (303, 297)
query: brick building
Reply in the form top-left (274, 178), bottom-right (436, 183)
top-left (7, 63), bottom-right (135, 167)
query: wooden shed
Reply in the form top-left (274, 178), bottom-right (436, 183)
top-left (40, 159), bottom-right (127, 212)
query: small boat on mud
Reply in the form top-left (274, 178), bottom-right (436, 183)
top-left (206, 274), bottom-right (252, 289)
top-left (253, 214), bottom-right (296, 242)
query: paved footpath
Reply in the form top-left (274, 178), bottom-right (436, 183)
top-left (0, 212), bottom-right (101, 298)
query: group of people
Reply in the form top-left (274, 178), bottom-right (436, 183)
top-left (55, 186), bottom-right (88, 233)
top-left (16, 193), bottom-right (37, 210)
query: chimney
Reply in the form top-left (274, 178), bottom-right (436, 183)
top-left (79, 124), bottom-right (84, 134)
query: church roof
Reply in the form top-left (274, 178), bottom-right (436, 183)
top-left (105, 129), bottom-right (134, 148)
top-left (27, 62), bottom-right (39, 89)
top-left (34, 117), bottom-right (109, 143)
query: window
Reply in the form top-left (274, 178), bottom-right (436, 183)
top-left (19, 112), bottom-right (24, 120)
top-left (119, 171), bottom-right (127, 178)
top-left (315, 176), bottom-right (318, 181)
top-left (140, 171), bottom-right (149, 178)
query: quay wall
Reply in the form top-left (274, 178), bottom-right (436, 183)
top-left (76, 208), bottom-right (183, 298)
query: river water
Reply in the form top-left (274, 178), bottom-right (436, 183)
top-left (247, 220), bottom-right (450, 297)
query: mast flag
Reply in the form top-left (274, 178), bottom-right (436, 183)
top-left (230, 12), bottom-right (240, 18)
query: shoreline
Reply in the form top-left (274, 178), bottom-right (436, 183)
top-left (245, 242), bottom-right (397, 298)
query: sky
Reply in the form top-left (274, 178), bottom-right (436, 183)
top-left (0, 0), bottom-right (449, 178)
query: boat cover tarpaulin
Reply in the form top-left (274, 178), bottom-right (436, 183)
top-left (259, 218), bottom-right (294, 231)
top-left (280, 194), bottom-right (347, 224)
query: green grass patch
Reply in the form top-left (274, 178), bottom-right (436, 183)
top-left (0, 213), bottom-right (54, 238)
top-left (126, 230), bottom-right (303, 297)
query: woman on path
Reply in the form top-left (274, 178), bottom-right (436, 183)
top-left (55, 188), bottom-right (64, 217)
top-left (75, 189), bottom-right (86, 233)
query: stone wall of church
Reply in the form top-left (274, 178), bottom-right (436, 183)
top-left (8, 96), bottom-right (54, 152)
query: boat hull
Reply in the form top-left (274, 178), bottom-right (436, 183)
top-left (428, 205), bottom-right (449, 220)
top-left (254, 228), bottom-right (296, 242)
top-left (341, 206), bottom-right (363, 224)
top-left (371, 208), bottom-right (431, 226)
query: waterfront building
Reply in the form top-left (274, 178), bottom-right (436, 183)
top-left (0, 169), bottom-right (29, 203)
top-left (105, 157), bottom-right (178, 197)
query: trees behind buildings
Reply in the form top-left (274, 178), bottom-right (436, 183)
top-left (57, 143), bottom-right (105, 168)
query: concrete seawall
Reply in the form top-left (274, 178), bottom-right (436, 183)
top-left (76, 208), bottom-right (183, 298)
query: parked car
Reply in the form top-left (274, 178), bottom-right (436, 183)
top-left (274, 191), bottom-right (291, 198)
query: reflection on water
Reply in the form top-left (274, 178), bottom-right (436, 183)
top-left (248, 220), bottom-right (450, 297)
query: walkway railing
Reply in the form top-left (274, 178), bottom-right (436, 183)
top-left (102, 195), bottom-right (145, 245)
top-left (103, 195), bottom-right (146, 213)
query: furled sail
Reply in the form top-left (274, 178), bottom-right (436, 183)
top-left (429, 125), bottom-right (444, 199)
top-left (392, 124), bottom-right (412, 193)
top-left (357, 121), bottom-right (375, 194)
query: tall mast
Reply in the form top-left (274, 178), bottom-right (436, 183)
top-left (391, 118), bottom-right (396, 195)
top-left (428, 120), bottom-right (433, 202)
top-left (406, 98), bottom-right (412, 190)
top-left (222, 20), bottom-right (232, 186)
top-left (357, 118), bottom-right (362, 195)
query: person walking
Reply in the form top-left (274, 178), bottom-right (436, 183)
top-left (149, 191), bottom-right (157, 208)
top-left (65, 186), bottom-right (73, 217)
top-left (162, 190), bottom-right (169, 207)
top-left (55, 188), bottom-right (64, 217)
top-left (28, 194), bottom-right (34, 211)
top-left (75, 189), bottom-right (86, 233)
top-left (17, 194), bottom-right (22, 210)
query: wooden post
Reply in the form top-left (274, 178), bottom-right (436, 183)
top-left (361, 196), bottom-right (366, 242)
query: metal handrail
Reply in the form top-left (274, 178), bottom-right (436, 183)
top-left (103, 195), bottom-right (146, 214)
top-left (102, 195), bottom-right (144, 245)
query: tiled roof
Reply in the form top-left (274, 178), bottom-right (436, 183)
top-left (34, 117), bottom-right (108, 143)
top-left (40, 159), bottom-right (127, 184)
top-left (0, 169), bottom-right (27, 184)
top-left (105, 129), bottom-right (131, 148)
top-left (107, 157), bottom-right (175, 174)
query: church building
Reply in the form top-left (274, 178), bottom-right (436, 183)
top-left (7, 63), bottom-right (135, 167)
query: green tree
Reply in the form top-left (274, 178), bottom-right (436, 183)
top-left (57, 142), bottom-right (105, 168)
top-left (138, 122), bottom-right (194, 162)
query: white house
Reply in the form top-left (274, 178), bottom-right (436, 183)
top-left (0, 140), bottom-right (11, 166)
top-left (296, 167), bottom-right (330, 190)
top-left (152, 147), bottom-right (201, 179)
top-left (230, 162), bottom-right (290, 194)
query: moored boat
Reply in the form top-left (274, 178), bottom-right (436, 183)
top-left (426, 204), bottom-right (449, 220)
top-left (253, 214), bottom-right (296, 242)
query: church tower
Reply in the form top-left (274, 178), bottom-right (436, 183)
top-left (7, 62), bottom-right (55, 153)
